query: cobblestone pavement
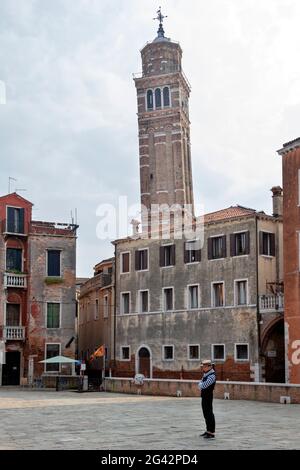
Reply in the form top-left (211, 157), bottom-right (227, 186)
top-left (0, 388), bottom-right (299, 450)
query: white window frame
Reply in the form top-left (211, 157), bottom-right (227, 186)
top-left (120, 291), bottom-right (131, 315)
top-left (188, 344), bottom-right (200, 361)
top-left (211, 281), bottom-right (225, 308)
top-left (103, 295), bottom-right (109, 318)
top-left (161, 243), bottom-right (175, 268)
top-left (260, 230), bottom-right (274, 258)
top-left (46, 248), bottom-right (62, 277)
top-left (210, 234), bottom-right (225, 260)
top-left (146, 86), bottom-right (171, 111)
top-left (136, 247), bottom-right (149, 272)
top-left (45, 302), bottom-right (61, 329)
top-left (44, 343), bottom-right (61, 373)
top-left (138, 289), bottom-right (149, 314)
top-left (5, 302), bottom-right (22, 326)
top-left (120, 345), bottom-right (131, 361)
top-left (235, 343), bottom-right (249, 362)
top-left (185, 239), bottom-right (201, 264)
top-left (5, 205), bottom-right (26, 235)
top-left (234, 279), bottom-right (249, 306)
top-left (162, 344), bottom-right (174, 362)
top-left (162, 286), bottom-right (174, 312)
top-left (212, 343), bottom-right (226, 362)
top-left (120, 251), bottom-right (131, 274)
top-left (187, 284), bottom-right (200, 309)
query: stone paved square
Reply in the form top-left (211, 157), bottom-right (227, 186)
top-left (0, 388), bottom-right (299, 450)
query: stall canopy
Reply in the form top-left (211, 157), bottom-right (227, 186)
top-left (39, 355), bottom-right (80, 364)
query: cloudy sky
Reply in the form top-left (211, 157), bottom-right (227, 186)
top-left (1, 0), bottom-right (299, 277)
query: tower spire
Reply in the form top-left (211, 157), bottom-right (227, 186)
top-left (153, 7), bottom-right (167, 38)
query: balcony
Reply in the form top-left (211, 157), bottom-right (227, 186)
top-left (4, 273), bottom-right (27, 288)
top-left (3, 326), bottom-right (25, 340)
top-left (259, 294), bottom-right (284, 312)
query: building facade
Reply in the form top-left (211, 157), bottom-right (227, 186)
top-left (278, 138), bottom-right (300, 383)
top-left (0, 192), bottom-right (77, 385)
top-left (78, 258), bottom-right (114, 375)
top-left (112, 21), bottom-right (285, 382)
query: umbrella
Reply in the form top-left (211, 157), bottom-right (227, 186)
top-left (39, 355), bottom-right (80, 364)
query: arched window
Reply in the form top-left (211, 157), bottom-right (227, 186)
top-left (147, 90), bottom-right (153, 110)
top-left (155, 88), bottom-right (162, 108)
top-left (163, 87), bottom-right (170, 107)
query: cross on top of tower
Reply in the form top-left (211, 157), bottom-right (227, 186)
top-left (153, 7), bottom-right (168, 38)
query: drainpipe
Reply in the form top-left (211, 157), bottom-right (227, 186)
top-left (255, 215), bottom-right (262, 380)
top-left (113, 244), bottom-right (117, 375)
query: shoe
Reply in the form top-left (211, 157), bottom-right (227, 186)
top-left (203, 433), bottom-right (215, 439)
top-left (200, 432), bottom-right (208, 437)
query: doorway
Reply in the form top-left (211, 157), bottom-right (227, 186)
top-left (2, 351), bottom-right (21, 385)
top-left (137, 347), bottom-right (151, 378)
top-left (262, 319), bottom-right (285, 383)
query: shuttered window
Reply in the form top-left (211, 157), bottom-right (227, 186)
top-left (7, 207), bottom-right (24, 234)
top-left (47, 250), bottom-right (61, 276)
top-left (121, 252), bottom-right (130, 273)
top-left (188, 285), bottom-right (199, 309)
top-left (160, 245), bottom-right (175, 267)
top-left (208, 236), bottom-right (226, 260)
top-left (163, 288), bottom-right (174, 311)
top-left (230, 232), bottom-right (250, 256)
top-left (47, 303), bottom-right (60, 328)
top-left (212, 282), bottom-right (225, 307)
top-left (259, 232), bottom-right (275, 256)
top-left (184, 240), bottom-right (201, 263)
top-left (135, 249), bottom-right (148, 270)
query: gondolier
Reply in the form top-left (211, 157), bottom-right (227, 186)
top-left (198, 359), bottom-right (216, 439)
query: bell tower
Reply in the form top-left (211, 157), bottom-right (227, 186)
top-left (134, 9), bottom-right (194, 232)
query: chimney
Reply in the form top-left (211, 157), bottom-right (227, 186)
top-left (271, 186), bottom-right (283, 217)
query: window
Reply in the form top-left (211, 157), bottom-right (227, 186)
top-left (212, 282), bottom-right (224, 307)
top-left (103, 296), bottom-right (109, 318)
top-left (188, 285), bottom-right (199, 309)
top-left (235, 344), bottom-right (249, 361)
top-left (235, 280), bottom-right (248, 306)
top-left (259, 231), bottom-right (275, 256)
top-left (184, 240), bottom-right (201, 263)
top-left (45, 344), bottom-right (60, 372)
top-left (121, 346), bottom-right (130, 361)
top-left (47, 303), bottom-right (60, 328)
top-left (212, 344), bottom-right (225, 361)
top-left (163, 345), bottom-right (174, 361)
top-left (135, 249), bottom-right (148, 271)
top-left (6, 304), bottom-right (20, 326)
top-left (160, 244), bottom-right (175, 267)
top-left (163, 288), bottom-right (174, 311)
top-left (95, 299), bottom-right (99, 320)
top-left (121, 293), bottom-right (130, 314)
top-left (139, 290), bottom-right (149, 313)
top-left (6, 248), bottom-right (22, 272)
top-left (188, 344), bottom-right (200, 360)
top-left (230, 232), bottom-right (250, 256)
top-left (121, 252), bottom-right (130, 273)
top-left (47, 250), bottom-right (61, 277)
top-left (163, 87), bottom-right (170, 107)
top-left (105, 347), bottom-right (108, 359)
top-left (208, 236), bottom-right (226, 260)
top-left (155, 88), bottom-right (162, 108)
top-left (6, 207), bottom-right (24, 234)
top-left (147, 90), bottom-right (153, 110)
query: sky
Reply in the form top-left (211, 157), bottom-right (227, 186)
top-left (0, 0), bottom-right (299, 277)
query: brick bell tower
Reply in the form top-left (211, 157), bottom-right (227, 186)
top-left (134, 9), bottom-right (194, 233)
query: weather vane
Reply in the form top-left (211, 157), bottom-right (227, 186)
top-left (153, 7), bottom-right (167, 38)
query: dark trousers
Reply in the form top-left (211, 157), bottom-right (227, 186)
top-left (201, 395), bottom-right (215, 433)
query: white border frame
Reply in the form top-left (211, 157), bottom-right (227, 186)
top-left (135, 344), bottom-right (153, 378)
top-left (5, 205), bottom-right (26, 235)
top-left (161, 243), bottom-right (175, 268)
top-left (136, 247), bottom-right (149, 272)
top-left (234, 279), bottom-right (249, 306)
top-left (120, 251), bottom-right (131, 274)
top-left (138, 289), bottom-right (150, 314)
top-left (4, 302), bottom-right (22, 326)
top-left (145, 86), bottom-right (171, 111)
top-left (234, 343), bottom-right (249, 362)
top-left (211, 281), bottom-right (225, 308)
top-left (120, 291), bottom-right (131, 315)
top-left (212, 343), bottom-right (226, 362)
top-left (187, 344), bottom-right (200, 361)
top-left (46, 249), bottom-right (62, 278)
top-left (187, 284), bottom-right (200, 309)
top-left (120, 345), bottom-right (131, 361)
top-left (162, 344), bottom-right (175, 362)
top-left (162, 286), bottom-right (174, 312)
top-left (184, 239), bottom-right (201, 265)
top-left (45, 302), bottom-right (61, 329)
top-left (44, 343), bottom-right (61, 373)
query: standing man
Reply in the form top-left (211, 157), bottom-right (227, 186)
top-left (198, 359), bottom-right (216, 439)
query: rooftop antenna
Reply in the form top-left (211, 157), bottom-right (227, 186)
top-left (8, 176), bottom-right (17, 194)
top-left (75, 208), bottom-right (78, 226)
top-left (70, 210), bottom-right (74, 225)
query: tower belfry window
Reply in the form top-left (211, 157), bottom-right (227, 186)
top-left (155, 88), bottom-right (161, 108)
top-left (147, 90), bottom-right (153, 110)
top-left (163, 87), bottom-right (170, 107)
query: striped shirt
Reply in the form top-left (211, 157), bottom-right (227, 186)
top-left (198, 369), bottom-right (216, 390)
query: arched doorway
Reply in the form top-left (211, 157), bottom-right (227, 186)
top-left (137, 346), bottom-right (151, 378)
top-left (262, 318), bottom-right (285, 383)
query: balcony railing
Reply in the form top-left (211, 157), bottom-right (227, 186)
top-left (259, 294), bottom-right (284, 312)
top-left (4, 273), bottom-right (27, 288)
top-left (3, 326), bottom-right (25, 340)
